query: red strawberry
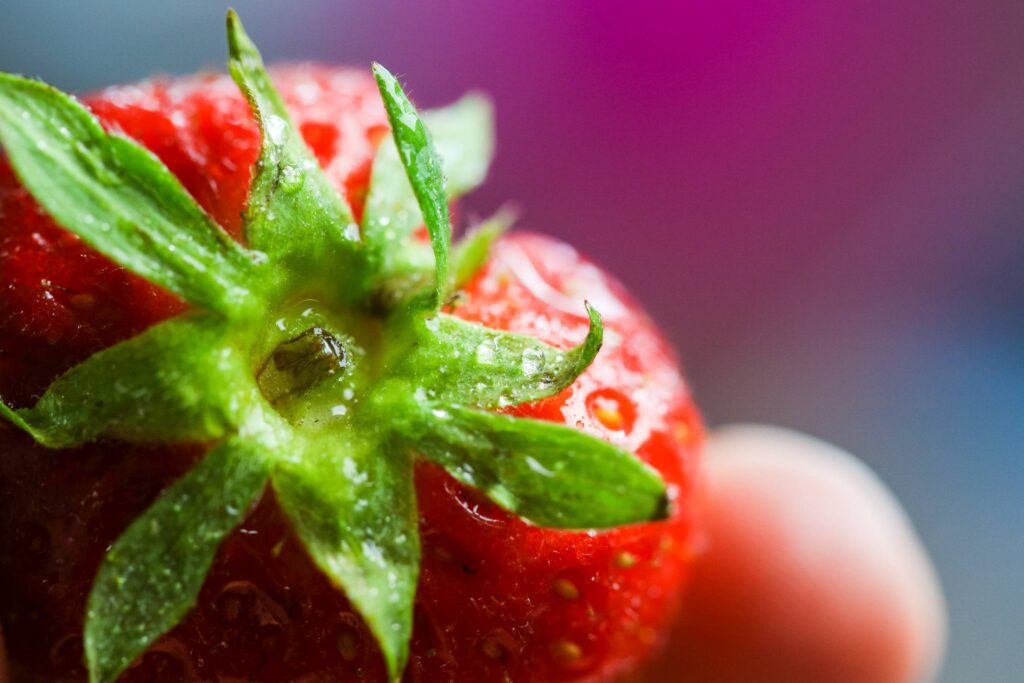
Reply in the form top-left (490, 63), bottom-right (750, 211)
top-left (0, 12), bottom-right (701, 683)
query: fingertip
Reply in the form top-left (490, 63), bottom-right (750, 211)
top-left (640, 425), bottom-right (946, 683)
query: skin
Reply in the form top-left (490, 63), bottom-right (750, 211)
top-left (0, 425), bottom-right (947, 683)
top-left (636, 425), bottom-right (947, 683)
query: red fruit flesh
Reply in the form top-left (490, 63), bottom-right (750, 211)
top-left (0, 67), bottom-right (701, 681)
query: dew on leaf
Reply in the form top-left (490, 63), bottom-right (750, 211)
top-left (279, 164), bottom-right (305, 193)
top-left (475, 342), bottom-right (495, 365)
top-left (521, 347), bottom-right (544, 376)
top-left (264, 115), bottom-right (288, 145)
top-left (524, 456), bottom-right (555, 478)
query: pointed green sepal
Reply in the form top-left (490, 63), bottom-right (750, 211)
top-left (84, 434), bottom-right (274, 683)
top-left (394, 403), bottom-right (668, 529)
top-left (451, 208), bottom-right (515, 289)
top-left (397, 302), bottom-right (602, 409)
top-left (4, 317), bottom-right (252, 448)
top-left (371, 64), bottom-right (451, 308)
top-left (0, 399), bottom-right (38, 439)
top-left (226, 10), bottom-right (365, 298)
top-left (272, 436), bottom-right (420, 679)
top-left (362, 93), bottom-right (495, 300)
top-left (0, 73), bottom-right (256, 315)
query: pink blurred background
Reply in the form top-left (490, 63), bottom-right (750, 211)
top-left (3, 1), bottom-right (1022, 680)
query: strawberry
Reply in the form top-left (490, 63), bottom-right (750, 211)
top-left (0, 12), bottom-right (702, 683)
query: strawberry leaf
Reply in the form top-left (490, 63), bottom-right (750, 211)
top-left (84, 434), bottom-right (274, 683)
top-left (226, 11), bottom-right (365, 299)
top-left (451, 208), bottom-right (514, 288)
top-left (0, 74), bottom-right (256, 315)
top-left (272, 436), bottom-right (420, 679)
top-left (394, 403), bottom-right (669, 529)
top-left (1, 316), bottom-right (253, 448)
top-left (371, 64), bottom-right (451, 308)
top-left (362, 94), bottom-right (495, 298)
top-left (397, 302), bottom-right (602, 409)
top-left (425, 94), bottom-right (494, 196)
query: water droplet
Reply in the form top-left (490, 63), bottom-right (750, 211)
top-left (521, 347), bottom-right (544, 376)
top-left (586, 389), bottom-right (637, 433)
top-left (342, 222), bottom-right (360, 241)
top-left (475, 342), bottom-right (496, 364)
top-left (279, 164), bottom-right (305, 193)
top-left (342, 457), bottom-right (367, 484)
top-left (265, 115), bottom-right (287, 145)
top-left (524, 456), bottom-right (555, 477)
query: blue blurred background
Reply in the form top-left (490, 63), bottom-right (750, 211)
top-left (2, 1), bottom-right (1021, 680)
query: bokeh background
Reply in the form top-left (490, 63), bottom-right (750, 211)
top-left (2, 1), bottom-right (1021, 680)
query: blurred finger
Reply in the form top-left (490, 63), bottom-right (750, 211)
top-left (636, 425), bottom-right (946, 683)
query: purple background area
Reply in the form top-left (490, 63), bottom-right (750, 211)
top-left (3, 2), bottom-right (1022, 680)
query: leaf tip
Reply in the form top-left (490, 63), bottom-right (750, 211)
top-left (0, 399), bottom-right (21, 427)
top-left (225, 8), bottom-right (256, 64)
top-left (225, 8), bottom-right (243, 49)
top-left (371, 63), bottom-right (406, 107)
top-left (382, 641), bottom-right (410, 683)
top-left (583, 300), bottom-right (602, 328)
top-left (651, 485), bottom-right (672, 522)
top-left (0, 400), bottom-right (53, 447)
top-left (83, 617), bottom-right (117, 683)
top-left (225, 8), bottom-right (240, 42)
top-left (370, 62), bottom-right (389, 91)
top-left (576, 300), bottom-right (604, 371)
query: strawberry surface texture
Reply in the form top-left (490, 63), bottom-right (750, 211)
top-left (0, 15), bottom-right (702, 683)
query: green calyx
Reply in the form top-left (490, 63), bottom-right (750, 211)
top-left (0, 11), bottom-right (668, 683)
